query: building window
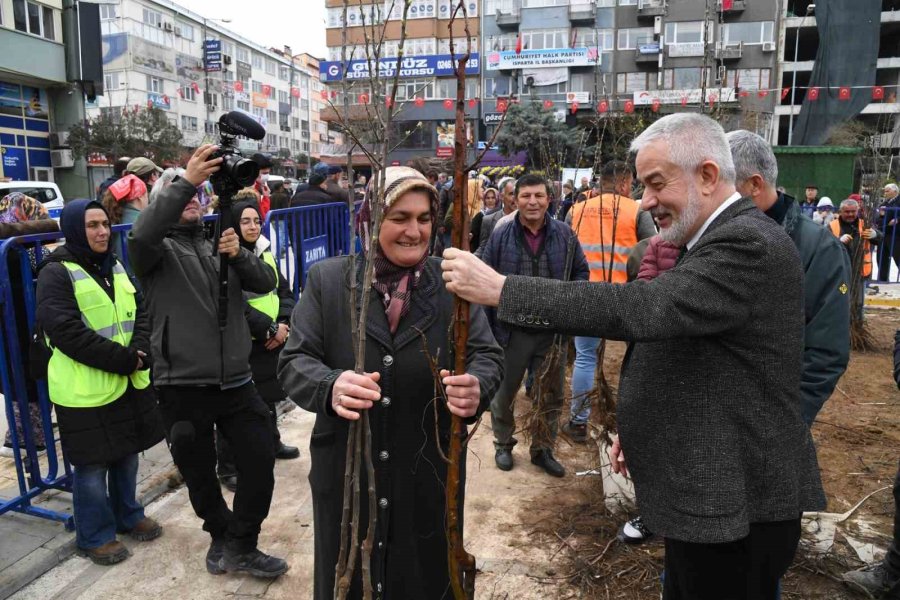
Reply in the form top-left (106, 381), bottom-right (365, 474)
top-left (437, 37), bottom-right (478, 54)
top-left (617, 27), bottom-right (654, 50)
top-left (181, 116), bottom-right (198, 131)
top-left (487, 33), bottom-right (519, 52)
top-left (434, 78), bottom-right (478, 99)
top-left (662, 67), bottom-right (710, 90)
top-left (99, 4), bottom-right (117, 19)
top-left (12, 0), bottom-right (55, 39)
top-left (664, 21), bottom-right (705, 45)
top-left (236, 47), bottom-right (250, 63)
top-left (181, 85), bottom-right (196, 101)
top-left (253, 53), bottom-right (263, 69)
top-left (279, 66), bottom-right (291, 81)
top-left (391, 121), bottom-right (434, 149)
top-left (104, 72), bottom-right (121, 91)
top-left (569, 72), bottom-right (594, 93)
top-left (266, 59), bottom-right (277, 76)
top-left (522, 28), bottom-right (569, 51)
top-left (619, 0), bottom-right (637, 5)
top-left (237, 100), bottom-right (250, 111)
top-left (278, 90), bottom-right (289, 104)
top-left (405, 37), bottom-right (437, 56)
top-left (522, 0), bottom-right (569, 6)
top-left (484, 76), bottom-right (513, 98)
top-left (266, 109), bottom-right (277, 122)
top-left (142, 8), bottom-right (162, 27)
top-left (617, 72), bottom-right (655, 94)
top-left (177, 23), bottom-right (194, 41)
top-left (574, 28), bottom-right (613, 51)
top-left (223, 96), bottom-right (234, 111)
top-left (252, 80), bottom-right (262, 93)
top-left (146, 75), bottom-right (162, 93)
top-left (728, 68), bottom-right (771, 90)
top-left (720, 21), bottom-right (775, 45)
top-left (266, 133), bottom-right (277, 147)
top-left (222, 41), bottom-right (235, 56)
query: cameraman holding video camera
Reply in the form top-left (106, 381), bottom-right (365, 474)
top-left (127, 144), bottom-right (287, 579)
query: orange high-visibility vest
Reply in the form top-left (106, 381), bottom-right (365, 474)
top-left (830, 219), bottom-right (872, 277)
top-left (570, 192), bottom-right (640, 283)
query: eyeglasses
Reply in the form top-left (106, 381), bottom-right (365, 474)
top-left (240, 218), bottom-right (261, 226)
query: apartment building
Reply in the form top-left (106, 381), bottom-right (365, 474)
top-left (481, 0), bottom-right (780, 137)
top-left (775, 0), bottom-right (900, 148)
top-left (319, 0), bottom-right (482, 166)
top-left (88, 0), bottom-right (322, 176)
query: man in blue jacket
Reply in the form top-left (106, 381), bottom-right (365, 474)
top-left (480, 173), bottom-right (589, 477)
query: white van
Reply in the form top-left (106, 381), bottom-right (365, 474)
top-left (0, 180), bottom-right (65, 219)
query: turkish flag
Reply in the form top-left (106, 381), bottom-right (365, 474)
top-left (443, 98), bottom-right (454, 110)
top-left (873, 86), bottom-right (885, 100)
top-left (385, 97), bottom-right (394, 108)
top-left (651, 99), bottom-right (660, 112)
top-left (839, 87), bottom-right (851, 100)
top-left (543, 99), bottom-right (554, 109)
top-left (320, 90), bottom-right (328, 100)
top-left (358, 93), bottom-right (369, 104)
top-left (191, 82), bottom-right (201, 94)
top-left (262, 84), bottom-right (272, 97)
top-left (722, 0), bottom-right (734, 9)
top-left (570, 102), bottom-right (579, 114)
top-left (414, 96), bottom-right (425, 107)
top-left (468, 98), bottom-right (478, 108)
top-left (807, 87), bottom-right (820, 101)
top-left (709, 93), bottom-right (718, 106)
top-left (330, 90), bottom-right (337, 99)
top-left (291, 87), bottom-right (301, 98)
top-left (177, 88), bottom-right (184, 98)
top-left (234, 82), bottom-right (244, 93)
top-left (515, 34), bottom-right (522, 55)
top-left (781, 87), bottom-right (790, 100)
top-left (597, 100), bottom-right (609, 113)
top-left (739, 90), bottom-right (750, 98)
top-left (162, 95), bottom-right (170, 104)
top-left (497, 98), bottom-right (508, 112)
top-left (624, 100), bottom-right (634, 113)
top-left (758, 90), bottom-right (769, 98)
top-left (681, 96), bottom-right (687, 106)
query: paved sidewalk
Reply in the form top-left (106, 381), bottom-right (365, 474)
top-left (7, 406), bottom-right (579, 600)
top-left (0, 439), bottom-right (177, 600)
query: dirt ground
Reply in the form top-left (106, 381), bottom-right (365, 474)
top-left (520, 309), bottom-right (900, 600)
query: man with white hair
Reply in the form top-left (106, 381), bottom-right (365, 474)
top-left (727, 130), bottom-right (850, 426)
top-left (441, 113), bottom-right (825, 598)
top-left (831, 198), bottom-right (882, 317)
top-left (877, 182), bottom-right (900, 281)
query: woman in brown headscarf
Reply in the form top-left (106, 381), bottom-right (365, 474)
top-left (278, 166), bottom-right (502, 599)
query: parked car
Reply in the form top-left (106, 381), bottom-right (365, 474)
top-left (0, 180), bottom-right (65, 219)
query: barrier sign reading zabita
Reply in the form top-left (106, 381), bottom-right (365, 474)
top-left (633, 88), bottom-right (737, 106)
top-left (319, 53), bottom-right (480, 82)
top-left (486, 48), bottom-right (599, 70)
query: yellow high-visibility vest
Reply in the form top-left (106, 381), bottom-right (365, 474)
top-left (47, 261), bottom-right (150, 408)
top-left (246, 251), bottom-right (279, 322)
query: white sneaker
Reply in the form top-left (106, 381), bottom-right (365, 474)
top-left (617, 516), bottom-right (653, 544)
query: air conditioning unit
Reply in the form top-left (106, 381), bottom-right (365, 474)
top-left (50, 149), bottom-right (75, 169)
top-left (163, 22), bottom-right (173, 32)
top-left (174, 26), bottom-right (182, 37)
top-left (223, 54), bottom-right (233, 65)
top-left (761, 41), bottom-right (776, 52)
top-left (207, 104), bottom-right (218, 113)
top-left (50, 131), bottom-right (70, 147)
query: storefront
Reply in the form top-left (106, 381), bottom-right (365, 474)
top-left (0, 80), bottom-right (53, 182)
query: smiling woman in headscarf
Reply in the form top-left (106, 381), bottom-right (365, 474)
top-left (277, 166), bottom-right (503, 599)
top-left (35, 199), bottom-right (164, 566)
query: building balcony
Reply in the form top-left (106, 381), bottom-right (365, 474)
top-left (493, 0), bottom-right (522, 28)
top-left (715, 41), bottom-right (743, 61)
top-left (569, 0), bottom-right (596, 25)
top-left (637, 0), bottom-right (667, 20)
top-left (717, 0), bottom-right (746, 13)
top-left (635, 41), bottom-right (662, 64)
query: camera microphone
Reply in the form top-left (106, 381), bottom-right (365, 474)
top-left (218, 111), bottom-right (266, 141)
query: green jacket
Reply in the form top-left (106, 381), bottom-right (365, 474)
top-left (778, 194), bottom-right (851, 425)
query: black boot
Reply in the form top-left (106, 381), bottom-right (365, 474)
top-left (206, 537), bottom-right (226, 575)
top-left (531, 449), bottom-right (565, 478)
top-left (222, 547), bottom-right (289, 578)
top-left (494, 448), bottom-right (514, 471)
top-left (275, 442), bottom-right (300, 460)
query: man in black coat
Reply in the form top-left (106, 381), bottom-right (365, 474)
top-left (877, 183), bottom-right (900, 282)
top-left (442, 113), bottom-right (826, 600)
top-left (290, 173), bottom-right (333, 208)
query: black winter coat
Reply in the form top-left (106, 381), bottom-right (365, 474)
top-left (278, 256), bottom-right (503, 600)
top-left (36, 246), bottom-right (163, 466)
top-left (244, 242), bottom-right (295, 402)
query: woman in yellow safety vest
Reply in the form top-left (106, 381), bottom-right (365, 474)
top-left (35, 199), bottom-right (164, 566)
top-left (215, 194), bottom-right (298, 491)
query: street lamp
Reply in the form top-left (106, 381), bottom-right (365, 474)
top-left (787, 4), bottom-right (813, 146)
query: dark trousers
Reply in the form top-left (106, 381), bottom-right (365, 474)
top-left (216, 398), bottom-right (281, 479)
top-left (885, 459), bottom-right (900, 582)
top-left (157, 382), bottom-right (275, 552)
top-left (877, 228), bottom-right (899, 282)
top-left (662, 517), bottom-right (802, 600)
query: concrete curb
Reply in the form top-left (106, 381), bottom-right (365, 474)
top-left (0, 465), bottom-right (180, 600)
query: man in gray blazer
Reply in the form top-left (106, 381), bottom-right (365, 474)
top-left (441, 113), bottom-right (826, 599)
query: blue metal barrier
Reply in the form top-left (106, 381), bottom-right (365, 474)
top-left (0, 231), bottom-right (74, 529)
top-left (264, 203), bottom-right (351, 295)
top-left (0, 204), bottom-right (349, 528)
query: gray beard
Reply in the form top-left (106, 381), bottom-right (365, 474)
top-left (657, 186), bottom-right (702, 247)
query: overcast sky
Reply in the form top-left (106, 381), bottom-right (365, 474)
top-left (179, 0), bottom-right (328, 59)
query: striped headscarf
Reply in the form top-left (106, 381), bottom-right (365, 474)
top-left (0, 192), bottom-right (49, 224)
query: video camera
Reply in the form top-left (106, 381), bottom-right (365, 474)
top-left (209, 111), bottom-right (267, 198)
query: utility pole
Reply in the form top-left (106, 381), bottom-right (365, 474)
top-left (286, 45), bottom-right (295, 178)
top-left (699, 0), bottom-right (711, 114)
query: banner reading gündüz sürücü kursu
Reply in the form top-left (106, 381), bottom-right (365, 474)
top-left (319, 54), bottom-right (480, 82)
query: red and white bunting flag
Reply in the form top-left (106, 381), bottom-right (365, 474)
top-left (781, 87), bottom-right (790, 100)
top-left (234, 81), bottom-right (244, 93)
top-left (291, 87), bottom-right (301, 98)
top-left (191, 82), bottom-right (200, 94)
top-left (651, 99), bottom-right (660, 112)
top-left (808, 87), bottom-right (820, 101)
top-left (839, 87), bottom-right (851, 100)
top-left (443, 98), bottom-right (454, 110)
top-left (543, 99), bottom-right (554, 109)
top-left (681, 96), bottom-right (687, 107)
top-left (570, 102), bottom-right (579, 114)
top-left (597, 100), bottom-right (608, 113)
top-left (358, 93), bottom-right (369, 104)
top-left (414, 96), bottom-right (425, 107)
top-left (497, 98), bottom-right (508, 112)
top-left (624, 100), bottom-right (634, 113)
top-left (873, 86), bottom-right (885, 100)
